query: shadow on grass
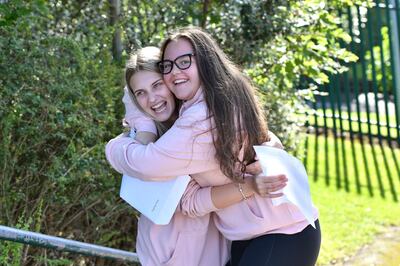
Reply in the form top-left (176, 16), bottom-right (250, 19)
top-left (389, 146), bottom-right (400, 183)
top-left (349, 133), bottom-right (361, 195)
top-left (359, 137), bottom-right (374, 197)
top-left (305, 129), bottom-right (399, 202)
top-left (378, 141), bottom-right (398, 201)
top-left (370, 140), bottom-right (386, 199)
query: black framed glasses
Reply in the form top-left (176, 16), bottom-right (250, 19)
top-left (158, 53), bottom-right (195, 74)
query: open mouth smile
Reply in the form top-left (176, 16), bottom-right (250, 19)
top-left (151, 102), bottom-right (167, 113)
top-left (173, 79), bottom-right (188, 85)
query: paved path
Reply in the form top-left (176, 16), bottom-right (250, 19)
top-left (340, 226), bottom-right (400, 266)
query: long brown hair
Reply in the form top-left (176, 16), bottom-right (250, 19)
top-left (125, 46), bottom-right (178, 136)
top-left (160, 27), bottom-right (269, 182)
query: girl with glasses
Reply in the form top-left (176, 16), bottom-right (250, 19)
top-left (107, 27), bottom-right (321, 266)
top-left (110, 46), bottom-right (286, 266)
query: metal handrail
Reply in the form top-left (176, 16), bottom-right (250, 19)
top-left (0, 225), bottom-right (140, 263)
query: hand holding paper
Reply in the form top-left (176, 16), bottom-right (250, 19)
top-left (253, 174), bottom-right (288, 198)
top-left (253, 146), bottom-right (316, 228)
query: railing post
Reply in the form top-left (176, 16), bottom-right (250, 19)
top-left (389, 0), bottom-right (400, 142)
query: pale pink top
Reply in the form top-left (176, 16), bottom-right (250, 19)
top-left (115, 88), bottom-right (228, 266)
top-left (136, 187), bottom-right (228, 266)
top-left (106, 87), bottom-right (318, 257)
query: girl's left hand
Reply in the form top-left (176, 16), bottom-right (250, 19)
top-left (253, 174), bottom-right (288, 198)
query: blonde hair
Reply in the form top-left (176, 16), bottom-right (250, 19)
top-left (125, 47), bottom-right (172, 136)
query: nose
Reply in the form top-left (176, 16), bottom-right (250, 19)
top-left (148, 91), bottom-right (157, 103)
top-left (171, 63), bottom-right (181, 75)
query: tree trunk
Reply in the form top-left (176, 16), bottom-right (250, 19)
top-left (201, 0), bottom-right (210, 28)
top-left (109, 0), bottom-right (122, 62)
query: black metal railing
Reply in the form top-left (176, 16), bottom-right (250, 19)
top-left (308, 0), bottom-right (400, 145)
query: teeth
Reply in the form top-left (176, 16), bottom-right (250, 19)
top-left (152, 102), bottom-right (167, 113)
top-left (174, 79), bottom-right (187, 85)
top-left (152, 102), bottom-right (164, 109)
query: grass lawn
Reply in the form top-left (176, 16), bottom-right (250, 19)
top-left (302, 133), bottom-right (400, 265)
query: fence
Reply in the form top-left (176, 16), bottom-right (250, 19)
top-left (308, 0), bottom-right (400, 145)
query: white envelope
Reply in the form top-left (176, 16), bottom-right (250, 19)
top-left (253, 145), bottom-right (316, 228)
top-left (120, 174), bottom-right (191, 225)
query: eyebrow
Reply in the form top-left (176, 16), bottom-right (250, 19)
top-left (133, 78), bottom-right (163, 93)
top-left (151, 78), bottom-right (163, 87)
top-left (166, 52), bottom-right (194, 60)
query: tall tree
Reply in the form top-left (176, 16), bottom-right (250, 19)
top-left (110, 0), bottom-right (122, 62)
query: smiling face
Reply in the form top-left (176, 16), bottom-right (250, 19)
top-left (162, 38), bottom-right (201, 101)
top-left (130, 70), bottom-right (176, 122)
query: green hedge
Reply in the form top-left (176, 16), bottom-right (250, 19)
top-left (0, 4), bottom-right (135, 264)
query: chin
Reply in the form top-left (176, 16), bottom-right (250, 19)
top-left (172, 91), bottom-right (186, 99)
top-left (178, 94), bottom-right (190, 101)
top-left (154, 114), bottom-right (170, 123)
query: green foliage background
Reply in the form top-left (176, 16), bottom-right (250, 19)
top-left (0, 0), bottom-right (368, 264)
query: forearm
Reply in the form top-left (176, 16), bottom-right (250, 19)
top-left (134, 131), bottom-right (157, 144)
top-left (210, 178), bottom-right (255, 209)
top-left (179, 177), bottom-right (254, 217)
top-left (105, 136), bottom-right (176, 180)
top-left (105, 131), bottom-right (216, 180)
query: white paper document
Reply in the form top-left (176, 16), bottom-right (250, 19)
top-left (120, 174), bottom-right (191, 225)
top-left (253, 146), bottom-right (316, 228)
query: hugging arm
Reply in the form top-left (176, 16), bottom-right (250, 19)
top-left (179, 165), bottom-right (287, 218)
top-left (112, 95), bottom-right (258, 216)
top-left (106, 101), bottom-right (220, 180)
top-left (178, 176), bottom-right (258, 217)
top-left (107, 92), bottom-right (286, 216)
top-left (179, 133), bottom-right (287, 217)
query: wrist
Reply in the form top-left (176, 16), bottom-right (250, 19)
top-left (236, 183), bottom-right (247, 200)
top-left (242, 178), bottom-right (255, 198)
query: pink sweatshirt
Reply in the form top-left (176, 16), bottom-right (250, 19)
top-left (116, 87), bottom-right (228, 266)
top-left (136, 196), bottom-right (228, 266)
top-left (106, 88), bottom-right (318, 261)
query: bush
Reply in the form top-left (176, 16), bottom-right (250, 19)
top-left (0, 3), bottom-right (135, 264)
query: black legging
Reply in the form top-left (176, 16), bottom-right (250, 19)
top-left (229, 220), bottom-right (321, 266)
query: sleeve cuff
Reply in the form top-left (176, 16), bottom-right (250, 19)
top-left (201, 186), bottom-right (220, 212)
